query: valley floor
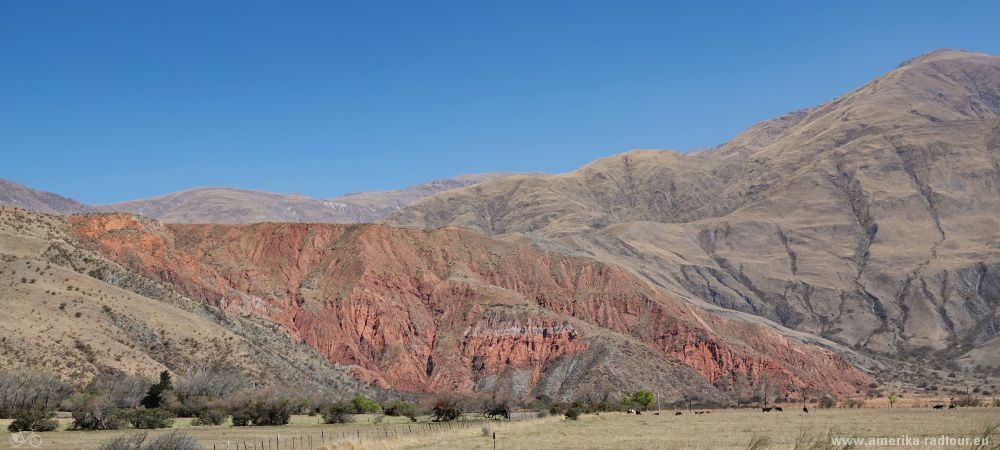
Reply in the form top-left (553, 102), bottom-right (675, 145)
top-left (3, 408), bottom-right (999, 449)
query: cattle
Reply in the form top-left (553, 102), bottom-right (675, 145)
top-left (694, 411), bottom-right (704, 415)
top-left (802, 407), bottom-right (809, 413)
top-left (932, 404), bottom-right (944, 409)
top-left (762, 407), bottom-right (773, 412)
top-left (675, 411), bottom-right (682, 415)
top-left (949, 404), bottom-right (957, 409)
top-left (654, 412), bottom-right (660, 415)
top-left (636, 410), bottom-right (642, 415)
top-left (774, 407), bottom-right (783, 412)
top-left (627, 409), bottom-right (636, 415)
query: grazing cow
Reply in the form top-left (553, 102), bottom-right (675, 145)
top-left (932, 404), bottom-right (944, 409)
top-left (694, 411), bottom-right (703, 415)
top-left (675, 411), bottom-right (682, 416)
top-left (627, 409), bottom-right (636, 415)
top-left (654, 412), bottom-right (660, 416)
top-left (762, 407), bottom-right (773, 412)
top-left (802, 407), bottom-right (809, 413)
top-left (949, 404), bottom-right (957, 409)
top-left (774, 407), bottom-right (783, 412)
top-left (636, 410), bottom-right (642, 415)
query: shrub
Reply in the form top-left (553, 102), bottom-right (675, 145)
top-left (322, 402), bottom-right (354, 424)
top-left (191, 408), bottom-right (228, 426)
top-left (843, 398), bottom-right (865, 408)
top-left (98, 431), bottom-right (201, 450)
top-left (383, 400), bottom-right (418, 420)
top-left (350, 395), bottom-right (381, 414)
top-left (952, 396), bottom-right (983, 407)
top-left (230, 395), bottom-right (303, 426)
top-left (8, 409), bottom-right (59, 432)
top-left (564, 408), bottom-right (581, 420)
top-left (431, 398), bottom-right (462, 422)
top-left (818, 397), bottom-right (836, 408)
top-left (66, 394), bottom-right (129, 430)
top-left (484, 402), bottom-right (511, 420)
top-left (127, 408), bottom-right (174, 429)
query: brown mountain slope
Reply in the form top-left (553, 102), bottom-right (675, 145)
top-left (386, 50), bottom-right (1000, 366)
top-left (0, 179), bottom-right (93, 215)
top-left (0, 206), bottom-right (375, 395)
top-left (96, 173), bottom-right (519, 224)
top-left (63, 212), bottom-right (872, 401)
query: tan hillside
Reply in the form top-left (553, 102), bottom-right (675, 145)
top-left (0, 206), bottom-right (375, 394)
top-left (0, 179), bottom-right (92, 215)
top-left (96, 173), bottom-right (520, 224)
top-left (386, 50), bottom-right (1000, 367)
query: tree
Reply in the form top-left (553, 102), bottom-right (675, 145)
top-left (630, 390), bottom-right (655, 411)
top-left (886, 393), bottom-right (898, 408)
top-left (141, 371), bottom-right (173, 409)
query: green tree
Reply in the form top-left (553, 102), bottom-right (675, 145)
top-left (886, 394), bottom-right (898, 408)
top-left (626, 390), bottom-right (655, 411)
top-left (141, 371), bottom-right (173, 409)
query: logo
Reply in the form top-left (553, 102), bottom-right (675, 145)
top-left (9, 432), bottom-right (42, 448)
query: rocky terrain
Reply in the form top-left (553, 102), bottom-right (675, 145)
top-left (0, 206), bottom-right (375, 396)
top-left (0, 207), bottom-right (873, 401)
top-left (387, 50), bottom-right (1000, 369)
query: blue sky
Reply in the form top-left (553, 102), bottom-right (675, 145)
top-left (2, 1), bottom-right (999, 204)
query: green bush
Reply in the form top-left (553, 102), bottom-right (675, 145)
top-left (322, 402), bottom-right (354, 424)
top-left (190, 408), bottom-right (228, 426)
top-left (127, 408), bottom-right (174, 429)
top-left (229, 396), bottom-right (303, 426)
top-left (8, 409), bottom-right (59, 432)
top-left (383, 400), bottom-right (418, 420)
top-left (350, 395), bottom-right (381, 414)
top-left (564, 408), bottom-right (581, 420)
top-left (140, 371), bottom-right (173, 409)
top-left (818, 397), bottom-right (836, 408)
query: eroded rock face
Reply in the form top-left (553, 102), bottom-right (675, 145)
top-left (68, 213), bottom-right (871, 400)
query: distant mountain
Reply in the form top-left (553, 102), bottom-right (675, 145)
top-left (0, 173), bottom-right (521, 224)
top-left (0, 179), bottom-right (92, 215)
top-left (387, 50), bottom-right (1000, 367)
top-left (95, 173), bottom-right (521, 224)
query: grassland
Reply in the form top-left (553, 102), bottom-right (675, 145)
top-left (3, 408), bottom-right (999, 449)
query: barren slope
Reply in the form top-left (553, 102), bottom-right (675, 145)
top-left (97, 173), bottom-right (519, 224)
top-left (387, 50), bottom-right (1000, 366)
top-left (0, 206), bottom-right (374, 394)
top-left (0, 179), bottom-right (92, 215)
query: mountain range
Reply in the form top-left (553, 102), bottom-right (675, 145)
top-left (2, 49), bottom-right (997, 401)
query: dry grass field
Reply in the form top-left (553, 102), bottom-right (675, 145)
top-left (2, 408), bottom-right (998, 449)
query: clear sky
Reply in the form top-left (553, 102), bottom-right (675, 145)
top-left (3, 1), bottom-right (999, 204)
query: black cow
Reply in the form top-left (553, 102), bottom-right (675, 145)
top-left (802, 407), bottom-right (809, 413)
top-left (675, 411), bottom-right (682, 416)
top-left (774, 407), bottom-right (783, 412)
top-left (948, 404), bottom-right (957, 409)
top-left (762, 407), bottom-right (773, 412)
top-left (932, 404), bottom-right (945, 409)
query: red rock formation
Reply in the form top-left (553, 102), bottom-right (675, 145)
top-left (68, 214), bottom-right (871, 397)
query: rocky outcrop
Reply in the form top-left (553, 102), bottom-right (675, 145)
top-left (67, 213), bottom-right (871, 400)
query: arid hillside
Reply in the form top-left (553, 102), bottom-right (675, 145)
top-left (93, 173), bottom-right (519, 224)
top-left (54, 211), bottom-right (874, 401)
top-left (386, 50), bottom-right (1000, 367)
top-left (0, 206), bottom-right (375, 395)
